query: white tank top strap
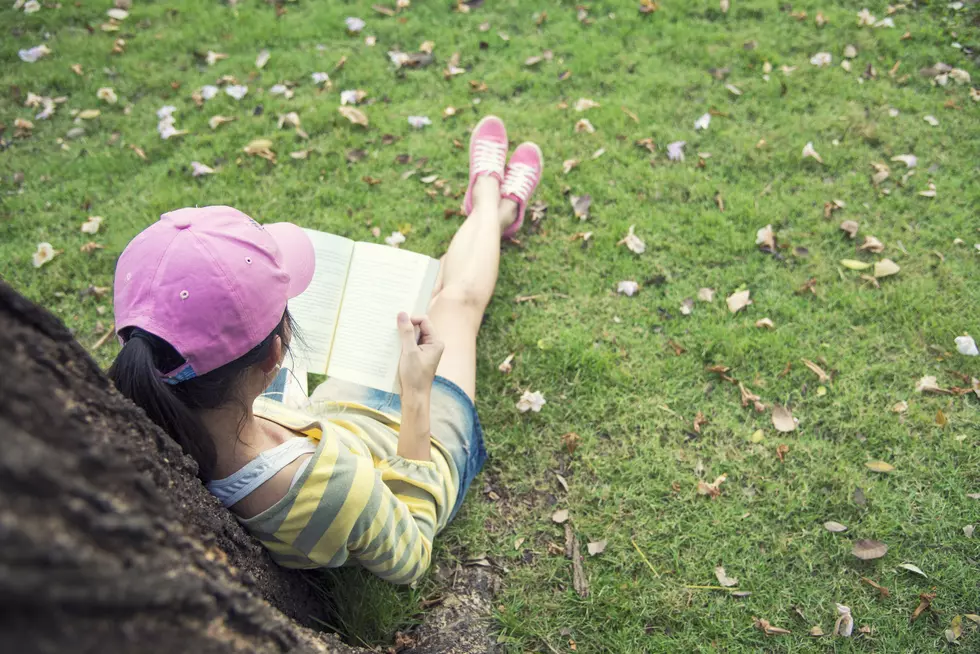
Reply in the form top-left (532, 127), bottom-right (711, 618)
top-left (206, 437), bottom-right (317, 508)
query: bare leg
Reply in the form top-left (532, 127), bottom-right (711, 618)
top-left (427, 180), bottom-right (518, 401)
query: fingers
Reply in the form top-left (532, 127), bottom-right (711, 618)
top-left (410, 315), bottom-right (439, 346)
top-left (397, 312), bottom-right (418, 350)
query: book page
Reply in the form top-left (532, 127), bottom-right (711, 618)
top-left (286, 230), bottom-right (355, 372)
top-left (327, 243), bottom-right (440, 393)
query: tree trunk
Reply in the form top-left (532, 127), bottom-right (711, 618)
top-left (0, 281), bottom-right (364, 654)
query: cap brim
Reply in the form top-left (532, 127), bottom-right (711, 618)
top-left (265, 222), bottom-right (315, 298)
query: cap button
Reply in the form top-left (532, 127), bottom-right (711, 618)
top-left (172, 219), bottom-right (192, 229)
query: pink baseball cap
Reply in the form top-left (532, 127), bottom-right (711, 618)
top-left (113, 205), bottom-right (315, 383)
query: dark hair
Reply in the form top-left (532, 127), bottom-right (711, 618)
top-left (108, 311), bottom-right (294, 481)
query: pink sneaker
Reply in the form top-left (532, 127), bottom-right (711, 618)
top-left (500, 142), bottom-right (543, 239)
top-left (463, 116), bottom-right (508, 216)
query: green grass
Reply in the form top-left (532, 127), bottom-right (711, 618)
top-left (3, 1), bottom-right (979, 651)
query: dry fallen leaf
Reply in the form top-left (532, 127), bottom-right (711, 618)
top-left (714, 566), bottom-right (738, 587)
top-left (892, 400), bottom-right (908, 413)
top-left (32, 242), bottom-right (60, 268)
top-left (852, 539), bottom-right (888, 560)
top-left (570, 194), bottom-right (591, 220)
top-left (865, 461), bottom-right (895, 473)
top-left (911, 592), bottom-right (935, 622)
top-left (824, 521), bottom-right (848, 533)
top-left (208, 115), bottom-right (236, 130)
top-left (574, 98), bottom-right (600, 112)
top-left (802, 142), bottom-right (823, 163)
top-left (697, 474), bottom-right (727, 499)
top-left (562, 158), bottom-right (579, 174)
top-left (915, 375), bottom-right (946, 394)
top-left (771, 405), bottom-right (797, 432)
top-left (801, 359), bottom-right (830, 383)
top-left (552, 509), bottom-right (569, 524)
top-left (726, 289), bottom-right (751, 313)
top-left (618, 225), bottom-right (646, 254)
top-left (574, 118), bottom-right (596, 134)
top-left (243, 138), bottom-right (276, 162)
top-left (498, 353), bottom-right (514, 374)
top-left (338, 105), bottom-right (369, 127)
top-left (755, 318), bottom-right (774, 329)
top-left (859, 236), bottom-right (885, 253)
top-left (898, 563), bottom-right (927, 577)
top-left (809, 626), bottom-right (825, 637)
top-left (698, 288), bottom-right (715, 302)
top-left (587, 540), bottom-right (607, 556)
top-left (754, 617), bottom-right (792, 636)
top-left (561, 432), bottom-right (580, 455)
top-left (873, 259), bottom-right (900, 278)
top-left (755, 224), bottom-right (775, 250)
top-left (840, 220), bottom-right (859, 239)
top-left (80, 215), bottom-right (103, 234)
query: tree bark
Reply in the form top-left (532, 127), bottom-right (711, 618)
top-left (0, 281), bottom-right (363, 654)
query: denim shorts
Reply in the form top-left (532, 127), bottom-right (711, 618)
top-left (307, 376), bottom-right (487, 522)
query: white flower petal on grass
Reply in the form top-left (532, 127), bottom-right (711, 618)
top-left (923, 114), bottom-right (939, 126)
top-left (694, 113), bottom-right (711, 131)
top-left (191, 161), bottom-right (215, 177)
top-left (312, 72), bottom-right (330, 85)
top-left (385, 231), bottom-right (406, 247)
top-left (834, 604), bottom-right (854, 637)
top-left (617, 281), bottom-right (639, 297)
top-left (810, 52), bottom-right (832, 67)
top-left (340, 89), bottom-right (360, 105)
top-left (857, 9), bottom-right (876, 26)
top-left (408, 115), bottom-right (432, 129)
top-left (200, 85), bottom-right (220, 100)
top-left (205, 50), bottom-right (228, 66)
top-left (157, 105), bottom-right (177, 119)
top-left (891, 154), bottom-right (917, 168)
top-left (96, 87), bottom-right (118, 104)
top-left (667, 141), bottom-right (686, 161)
top-left (106, 8), bottom-right (128, 20)
top-left (955, 335), bottom-right (979, 356)
top-left (19, 45), bottom-right (52, 63)
top-left (23, 0), bottom-right (41, 13)
top-left (80, 216), bottom-right (103, 234)
top-left (345, 16), bottom-right (366, 33)
top-left (516, 390), bottom-right (546, 413)
top-left (256, 49), bottom-right (271, 69)
top-left (874, 17), bottom-right (895, 28)
top-left (225, 85), bottom-right (248, 100)
top-left (802, 141), bottom-right (823, 163)
top-left (32, 242), bottom-right (58, 268)
top-left (949, 68), bottom-right (971, 85)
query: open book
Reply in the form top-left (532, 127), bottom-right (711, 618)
top-left (284, 230), bottom-right (440, 395)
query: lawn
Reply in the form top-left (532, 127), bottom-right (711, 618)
top-left (3, 0), bottom-right (979, 651)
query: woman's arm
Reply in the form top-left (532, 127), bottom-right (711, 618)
top-left (395, 313), bottom-right (444, 461)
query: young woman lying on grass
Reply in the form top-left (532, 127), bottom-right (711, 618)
top-left (108, 117), bottom-right (542, 584)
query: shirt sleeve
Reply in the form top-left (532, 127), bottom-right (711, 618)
top-left (344, 456), bottom-right (444, 585)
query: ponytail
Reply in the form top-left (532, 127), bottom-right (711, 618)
top-left (108, 332), bottom-right (217, 480)
top-left (108, 311), bottom-right (295, 482)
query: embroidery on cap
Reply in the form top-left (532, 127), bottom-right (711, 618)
top-left (179, 290), bottom-right (190, 299)
top-left (125, 272), bottom-right (133, 281)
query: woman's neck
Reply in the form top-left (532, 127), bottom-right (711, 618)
top-left (201, 403), bottom-right (280, 479)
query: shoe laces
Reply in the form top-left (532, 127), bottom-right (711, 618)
top-left (502, 162), bottom-right (538, 199)
top-left (472, 140), bottom-right (507, 174)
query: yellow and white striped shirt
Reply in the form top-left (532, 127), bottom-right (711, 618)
top-left (240, 397), bottom-right (459, 585)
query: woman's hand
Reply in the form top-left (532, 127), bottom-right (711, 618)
top-left (397, 313), bottom-right (444, 398)
top-left (396, 313), bottom-right (443, 461)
